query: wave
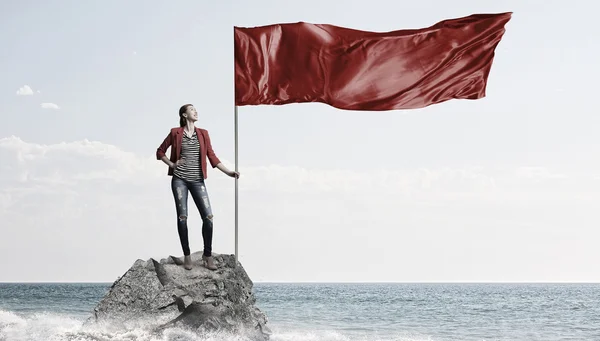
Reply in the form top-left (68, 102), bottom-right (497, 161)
top-left (0, 309), bottom-right (435, 341)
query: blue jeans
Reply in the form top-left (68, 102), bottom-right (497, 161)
top-left (171, 176), bottom-right (214, 257)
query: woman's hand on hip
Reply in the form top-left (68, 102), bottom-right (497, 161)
top-left (170, 159), bottom-right (185, 168)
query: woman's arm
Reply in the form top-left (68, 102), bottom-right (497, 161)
top-left (205, 130), bottom-right (239, 178)
top-left (156, 131), bottom-right (173, 161)
top-left (161, 155), bottom-right (174, 168)
top-left (216, 162), bottom-right (240, 178)
top-left (157, 130), bottom-right (185, 168)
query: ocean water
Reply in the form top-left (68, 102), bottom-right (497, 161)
top-left (0, 282), bottom-right (598, 341)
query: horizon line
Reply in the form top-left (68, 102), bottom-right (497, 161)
top-left (1, 281), bottom-right (600, 284)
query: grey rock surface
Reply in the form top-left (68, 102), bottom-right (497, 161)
top-left (89, 251), bottom-right (271, 340)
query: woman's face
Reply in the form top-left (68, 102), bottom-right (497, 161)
top-left (184, 105), bottom-right (198, 122)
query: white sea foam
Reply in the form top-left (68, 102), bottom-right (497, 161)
top-left (269, 330), bottom-right (438, 341)
top-left (0, 309), bottom-right (436, 341)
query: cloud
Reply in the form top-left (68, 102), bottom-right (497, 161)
top-left (0, 136), bottom-right (557, 200)
top-left (0, 136), bottom-right (599, 283)
top-left (515, 166), bottom-right (567, 180)
top-left (16, 85), bottom-right (34, 96)
top-left (0, 136), bottom-right (164, 190)
top-left (0, 136), bottom-right (596, 213)
top-left (40, 103), bottom-right (60, 110)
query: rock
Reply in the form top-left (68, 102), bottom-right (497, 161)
top-left (88, 251), bottom-right (271, 340)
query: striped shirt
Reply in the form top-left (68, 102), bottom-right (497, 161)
top-left (173, 130), bottom-right (204, 181)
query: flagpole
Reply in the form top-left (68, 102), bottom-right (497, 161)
top-left (234, 104), bottom-right (239, 263)
top-left (233, 25), bottom-right (239, 264)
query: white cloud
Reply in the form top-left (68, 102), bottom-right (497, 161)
top-left (0, 136), bottom-right (599, 283)
top-left (0, 136), bottom-right (571, 201)
top-left (515, 166), bottom-right (567, 180)
top-left (16, 85), bottom-right (34, 96)
top-left (40, 103), bottom-right (60, 110)
top-left (0, 137), bottom-right (503, 196)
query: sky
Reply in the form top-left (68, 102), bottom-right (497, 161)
top-left (1, 0), bottom-right (599, 283)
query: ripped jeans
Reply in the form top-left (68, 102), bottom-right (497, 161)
top-left (171, 176), bottom-right (213, 257)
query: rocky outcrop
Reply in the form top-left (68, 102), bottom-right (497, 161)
top-left (89, 251), bottom-right (270, 340)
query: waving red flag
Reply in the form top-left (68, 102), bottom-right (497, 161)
top-left (234, 13), bottom-right (511, 111)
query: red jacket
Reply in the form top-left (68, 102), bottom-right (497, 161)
top-left (156, 127), bottom-right (221, 178)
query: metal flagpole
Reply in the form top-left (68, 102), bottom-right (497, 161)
top-left (234, 105), bottom-right (239, 263)
top-left (233, 26), bottom-right (239, 264)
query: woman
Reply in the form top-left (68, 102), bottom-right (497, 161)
top-left (156, 104), bottom-right (239, 271)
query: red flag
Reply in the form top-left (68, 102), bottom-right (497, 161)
top-left (234, 13), bottom-right (511, 111)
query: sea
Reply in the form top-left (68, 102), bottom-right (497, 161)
top-left (0, 282), bottom-right (598, 341)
